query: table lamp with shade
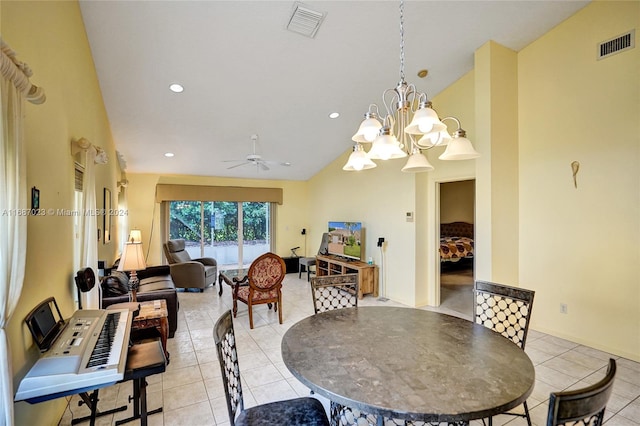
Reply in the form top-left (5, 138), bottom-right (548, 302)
top-left (117, 240), bottom-right (146, 302)
top-left (129, 229), bottom-right (142, 244)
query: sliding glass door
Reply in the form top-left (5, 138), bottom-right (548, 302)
top-left (167, 200), bottom-right (272, 268)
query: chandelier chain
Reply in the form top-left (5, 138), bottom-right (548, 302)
top-left (399, 0), bottom-right (405, 82)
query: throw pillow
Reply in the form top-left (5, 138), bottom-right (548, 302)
top-left (101, 271), bottom-right (129, 297)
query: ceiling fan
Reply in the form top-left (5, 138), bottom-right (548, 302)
top-left (223, 134), bottom-right (291, 171)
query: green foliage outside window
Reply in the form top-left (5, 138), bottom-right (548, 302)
top-left (169, 201), bottom-right (268, 244)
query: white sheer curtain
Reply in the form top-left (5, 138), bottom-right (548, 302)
top-left (0, 70), bottom-right (26, 426)
top-left (79, 147), bottom-right (100, 310)
top-left (0, 39), bottom-right (45, 426)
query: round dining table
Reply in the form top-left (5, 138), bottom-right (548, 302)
top-left (281, 306), bottom-right (535, 424)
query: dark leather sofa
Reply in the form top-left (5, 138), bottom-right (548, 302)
top-left (101, 265), bottom-right (179, 337)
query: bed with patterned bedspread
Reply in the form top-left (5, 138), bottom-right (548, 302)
top-left (440, 222), bottom-right (474, 262)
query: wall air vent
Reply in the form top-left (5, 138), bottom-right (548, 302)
top-left (598, 29), bottom-right (635, 60)
top-left (286, 2), bottom-right (326, 38)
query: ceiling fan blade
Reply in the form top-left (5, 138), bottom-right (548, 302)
top-left (262, 159), bottom-right (291, 167)
top-left (227, 162), bottom-right (249, 170)
top-left (222, 159), bottom-right (246, 163)
top-left (259, 162), bottom-right (270, 171)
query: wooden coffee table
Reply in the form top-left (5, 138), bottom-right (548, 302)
top-left (131, 300), bottom-right (170, 362)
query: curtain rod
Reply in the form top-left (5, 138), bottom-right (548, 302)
top-left (0, 38), bottom-right (46, 104)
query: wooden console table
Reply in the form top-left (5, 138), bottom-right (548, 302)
top-left (132, 300), bottom-right (170, 362)
top-left (316, 255), bottom-right (378, 299)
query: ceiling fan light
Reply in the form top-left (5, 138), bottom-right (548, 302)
top-left (352, 117), bottom-right (383, 143)
top-left (343, 144), bottom-right (377, 171)
top-left (401, 151), bottom-right (434, 173)
top-left (438, 136), bottom-right (481, 161)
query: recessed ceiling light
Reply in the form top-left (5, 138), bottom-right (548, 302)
top-left (329, 112), bottom-right (340, 119)
top-left (169, 83), bottom-right (184, 93)
top-left (164, 152), bottom-right (174, 157)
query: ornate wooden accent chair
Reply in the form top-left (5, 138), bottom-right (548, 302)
top-left (213, 310), bottom-right (330, 426)
top-left (474, 280), bottom-right (535, 426)
top-left (310, 273), bottom-right (358, 314)
top-left (546, 358), bottom-right (616, 426)
top-left (235, 252), bottom-right (285, 329)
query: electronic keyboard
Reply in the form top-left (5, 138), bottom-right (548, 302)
top-left (15, 308), bottom-right (132, 403)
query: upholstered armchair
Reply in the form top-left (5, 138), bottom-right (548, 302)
top-left (163, 239), bottom-right (217, 292)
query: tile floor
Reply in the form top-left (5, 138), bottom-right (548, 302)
top-left (59, 273), bottom-right (640, 426)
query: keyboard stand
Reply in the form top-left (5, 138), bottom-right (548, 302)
top-left (71, 390), bottom-right (127, 426)
top-left (115, 340), bottom-right (167, 426)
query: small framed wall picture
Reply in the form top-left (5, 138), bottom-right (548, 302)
top-left (31, 187), bottom-right (40, 213)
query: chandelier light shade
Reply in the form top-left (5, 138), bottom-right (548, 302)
top-left (343, 143), bottom-right (377, 171)
top-left (439, 129), bottom-right (481, 160)
top-left (344, 0), bottom-right (480, 173)
top-left (401, 148), bottom-right (434, 173)
top-left (352, 105), bottom-right (383, 143)
top-left (368, 127), bottom-right (408, 161)
top-left (404, 101), bottom-right (447, 135)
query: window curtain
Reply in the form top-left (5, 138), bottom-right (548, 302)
top-left (0, 39), bottom-right (45, 426)
top-left (79, 146), bottom-right (99, 310)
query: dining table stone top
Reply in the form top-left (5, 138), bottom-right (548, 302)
top-left (281, 306), bottom-right (535, 422)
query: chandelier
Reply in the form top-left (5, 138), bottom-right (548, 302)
top-left (343, 0), bottom-right (480, 173)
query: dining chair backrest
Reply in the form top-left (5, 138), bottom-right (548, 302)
top-left (546, 358), bottom-right (616, 426)
top-left (248, 252), bottom-right (286, 292)
top-left (310, 274), bottom-right (358, 314)
top-left (474, 280), bottom-right (535, 349)
top-left (213, 309), bottom-right (330, 426)
top-left (213, 310), bottom-right (244, 425)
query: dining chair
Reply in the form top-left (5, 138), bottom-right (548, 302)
top-left (474, 280), bottom-right (535, 426)
top-left (546, 358), bottom-right (616, 426)
top-left (213, 310), bottom-right (330, 426)
top-left (235, 252), bottom-right (285, 329)
top-left (310, 273), bottom-right (358, 313)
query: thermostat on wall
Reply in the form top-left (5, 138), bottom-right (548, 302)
top-left (406, 212), bottom-right (414, 222)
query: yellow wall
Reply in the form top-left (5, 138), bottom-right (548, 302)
top-left (474, 41), bottom-right (520, 284)
top-left (2, 1), bottom-right (122, 423)
top-left (308, 149), bottom-right (419, 305)
top-left (518, 1), bottom-right (640, 360)
top-left (125, 173), bottom-right (309, 266)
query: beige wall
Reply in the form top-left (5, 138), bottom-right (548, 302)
top-left (125, 174), bottom-right (309, 266)
top-left (518, 1), bottom-right (639, 360)
top-left (3, 1), bottom-right (122, 423)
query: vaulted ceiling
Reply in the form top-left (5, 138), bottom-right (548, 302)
top-left (80, 0), bottom-right (589, 180)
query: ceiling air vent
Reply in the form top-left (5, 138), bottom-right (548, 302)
top-left (598, 29), bottom-right (635, 60)
top-left (286, 2), bottom-right (326, 38)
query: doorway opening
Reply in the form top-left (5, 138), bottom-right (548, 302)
top-left (438, 179), bottom-right (475, 317)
